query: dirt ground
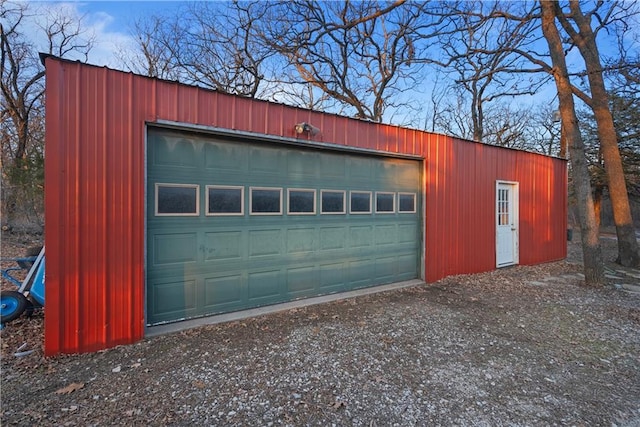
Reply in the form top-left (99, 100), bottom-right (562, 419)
top-left (1, 231), bottom-right (639, 426)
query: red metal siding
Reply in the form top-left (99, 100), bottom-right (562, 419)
top-left (421, 137), bottom-right (567, 282)
top-left (44, 57), bottom-right (566, 355)
top-left (45, 61), bottom-right (147, 354)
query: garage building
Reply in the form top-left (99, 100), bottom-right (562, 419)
top-left (43, 56), bottom-right (567, 355)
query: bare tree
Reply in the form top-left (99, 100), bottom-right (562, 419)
top-left (120, 16), bottom-right (181, 80)
top-left (436, 1), bottom-right (544, 142)
top-left (431, 89), bottom-right (534, 150)
top-left (264, 80), bottom-right (340, 112)
top-left (255, 0), bottom-right (435, 122)
top-left (611, 36), bottom-right (640, 92)
top-left (605, 24), bottom-right (640, 208)
top-left (432, 90), bottom-right (473, 139)
top-left (1, 0), bottom-right (93, 228)
top-left (482, 103), bottom-right (532, 149)
top-left (554, 0), bottom-right (639, 267)
top-left (578, 107), bottom-right (608, 228)
top-left (420, 69), bottom-right (449, 133)
top-left (540, 0), bottom-right (605, 285)
top-left (580, 90), bottom-right (640, 228)
top-left (522, 104), bottom-right (562, 156)
top-left (125, 1), bottom-right (271, 97)
top-left (611, 92), bottom-right (640, 204)
top-left (539, 0), bottom-right (604, 285)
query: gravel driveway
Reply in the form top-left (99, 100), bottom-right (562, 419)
top-left (2, 233), bottom-right (640, 426)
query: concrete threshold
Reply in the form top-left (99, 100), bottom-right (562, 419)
top-left (146, 279), bottom-right (424, 338)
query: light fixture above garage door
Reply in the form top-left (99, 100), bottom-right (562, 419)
top-left (294, 122), bottom-right (321, 136)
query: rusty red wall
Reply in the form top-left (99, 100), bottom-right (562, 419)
top-left (44, 57), bottom-right (566, 355)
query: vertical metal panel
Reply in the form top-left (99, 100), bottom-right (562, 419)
top-left (266, 102), bottom-right (285, 137)
top-left (43, 56), bottom-right (62, 353)
top-left (45, 59), bottom-right (146, 355)
top-left (421, 137), bottom-right (567, 282)
top-left (233, 95), bottom-right (253, 131)
top-left (330, 114), bottom-right (343, 145)
top-left (44, 57), bottom-right (567, 355)
top-left (157, 81), bottom-right (178, 120)
top-left (177, 84), bottom-right (198, 124)
top-left (514, 152), bottom-right (567, 265)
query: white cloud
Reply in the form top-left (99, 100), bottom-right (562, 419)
top-left (81, 9), bottom-right (137, 69)
top-left (11, 1), bottom-right (136, 69)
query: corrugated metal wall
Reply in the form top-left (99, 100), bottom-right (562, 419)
top-left (44, 57), bottom-right (566, 355)
top-left (422, 139), bottom-right (567, 282)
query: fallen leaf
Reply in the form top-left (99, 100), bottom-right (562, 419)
top-left (55, 382), bottom-right (84, 394)
top-left (331, 400), bottom-right (346, 410)
top-left (193, 380), bottom-right (206, 389)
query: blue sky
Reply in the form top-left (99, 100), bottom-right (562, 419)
top-left (77, 1), bottom-right (184, 31)
top-left (27, 1), bottom-right (640, 76)
top-left (25, 1), bottom-right (191, 68)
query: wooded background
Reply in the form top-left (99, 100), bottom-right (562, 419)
top-left (2, 0), bottom-right (639, 280)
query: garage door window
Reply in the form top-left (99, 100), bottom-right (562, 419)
top-left (350, 191), bottom-right (372, 214)
top-left (207, 186), bottom-right (244, 216)
top-left (398, 193), bottom-right (416, 213)
top-left (155, 183), bottom-right (199, 216)
top-left (250, 187), bottom-right (282, 215)
top-left (376, 192), bottom-right (395, 213)
top-left (321, 190), bottom-right (346, 214)
top-left (288, 189), bottom-right (316, 215)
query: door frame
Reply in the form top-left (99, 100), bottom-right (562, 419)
top-left (495, 180), bottom-right (519, 268)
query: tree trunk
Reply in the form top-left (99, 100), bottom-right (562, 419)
top-left (566, 1), bottom-right (640, 267)
top-left (540, 0), bottom-right (605, 285)
top-left (471, 87), bottom-right (482, 141)
top-left (593, 185), bottom-right (603, 229)
top-left (559, 123), bottom-right (567, 158)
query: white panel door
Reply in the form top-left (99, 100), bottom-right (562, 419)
top-left (496, 182), bottom-right (518, 267)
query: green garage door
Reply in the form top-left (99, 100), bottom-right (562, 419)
top-left (146, 128), bottom-right (421, 325)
